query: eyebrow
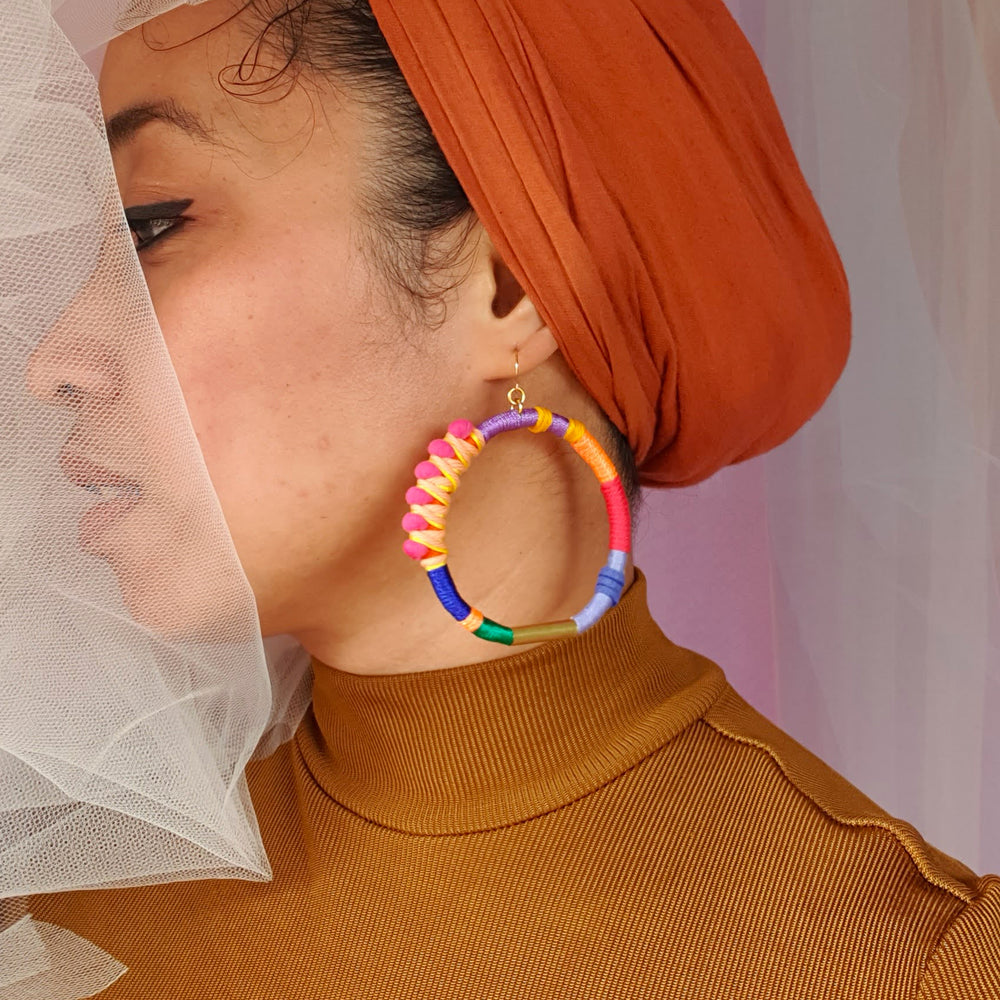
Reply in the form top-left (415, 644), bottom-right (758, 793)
top-left (104, 99), bottom-right (217, 152)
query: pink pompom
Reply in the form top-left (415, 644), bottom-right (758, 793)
top-left (401, 513), bottom-right (428, 532)
top-left (428, 439), bottom-right (454, 458)
top-left (414, 461), bottom-right (439, 480)
top-left (448, 419), bottom-right (474, 439)
top-left (403, 539), bottom-right (429, 560)
top-left (406, 487), bottom-right (434, 505)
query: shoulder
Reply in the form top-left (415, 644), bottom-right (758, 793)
top-left (916, 874), bottom-right (1000, 999)
top-left (700, 684), bottom-right (981, 899)
top-left (686, 683), bottom-right (1000, 997)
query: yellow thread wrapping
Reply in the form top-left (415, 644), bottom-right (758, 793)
top-left (530, 407), bottom-right (553, 434)
top-left (408, 427), bottom-right (485, 568)
top-left (430, 453), bottom-right (461, 490)
top-left (409, 502), bottom-right (447, 530)
top-left (444, 431), bottom-right (482, 468)
top-left (409, 529), bottom-right (447, 554)
top-left (564, 418), bottom-right (586, 444)
top-left (444, 432), bottom-right (469, 467)
top-left (572, 431), bottom-right (619, 483)
top-left (417, 479), bottom-right (452, 506)
top-left (459, 608), bottom-right (485, 633)
top-left (418, 431), bottom-right (483, 500)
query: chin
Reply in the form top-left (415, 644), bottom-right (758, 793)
top-left (92, 505), bottom-right (261, 640)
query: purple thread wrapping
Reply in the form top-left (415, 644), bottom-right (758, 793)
top-left (477, 408), bottom-right (574, 443)
top-left (478, 408), bottom-right (538, 442)
top-left (549, 413), bottom-right (570, 437)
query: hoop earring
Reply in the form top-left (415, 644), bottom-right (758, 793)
top-left (401, 355), bottom-right (632, 646)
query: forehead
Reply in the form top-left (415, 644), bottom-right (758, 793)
top-left (100, 0), bottom-right (263, 119)
top-left (99, 0), bottom-right (338, 164)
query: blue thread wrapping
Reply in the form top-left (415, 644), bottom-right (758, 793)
top-left (427, 566), bottom-right (471, 621)
top-left (573, 553), bottom-right (628, 632)
top-left (596, 567), bottom-right (626, 605)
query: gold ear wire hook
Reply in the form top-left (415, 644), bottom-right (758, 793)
top-left (507, 349), bottom-right (526, 413)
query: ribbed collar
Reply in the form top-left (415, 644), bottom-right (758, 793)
top-left (297, 573), bottom-right (726, 834)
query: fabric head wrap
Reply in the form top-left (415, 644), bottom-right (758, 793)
top-left (371, 0), bottom-right (851, 487)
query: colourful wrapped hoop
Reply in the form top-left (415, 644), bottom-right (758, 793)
top-left (401, 407), bottom-right (632, 646)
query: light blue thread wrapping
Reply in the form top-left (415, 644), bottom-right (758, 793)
top-left (608, 549), bottom-right (628, 575)
top-left (596, 550), bottom-right (627, 606)
top-left (572, 550), bottom-right (629, 633)
top-left (572, 592), bottom-right (614, 633)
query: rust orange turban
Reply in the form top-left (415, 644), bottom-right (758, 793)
top-left (371, 0), bottom-right (851, 487)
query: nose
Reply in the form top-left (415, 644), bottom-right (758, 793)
top-left (27, 259), bottom-right (127, 407)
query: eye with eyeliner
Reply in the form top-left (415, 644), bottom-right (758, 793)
top-left (123, 199), bottom-right (193, 252)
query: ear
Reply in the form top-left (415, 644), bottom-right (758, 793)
top-left (494, 293), bottom-right (560, 381)
top-left (461, 229), bottom-right (559, 381)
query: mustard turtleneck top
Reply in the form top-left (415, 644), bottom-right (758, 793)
top-left (32, 575), bottom-right (1000, 998)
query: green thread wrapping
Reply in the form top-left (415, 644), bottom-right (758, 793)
top-left (474, 619), bottom-right (514, 645)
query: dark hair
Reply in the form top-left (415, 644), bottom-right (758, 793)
top-left (234, 0), bottom-right (471, 313)
top-left (240, 0), bottom-right (642, 509)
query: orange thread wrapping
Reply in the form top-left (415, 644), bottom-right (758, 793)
top-left (459, 608), bottom-right (485, 633)
top-left (572, 431), bottom-right (619, 483)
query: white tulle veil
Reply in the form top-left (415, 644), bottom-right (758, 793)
top-left (0, 0), bottom-right (996, 995)
top-left (1, 0), bottom-right (311, 993)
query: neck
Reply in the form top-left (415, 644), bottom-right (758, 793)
top-left (291, 401), bottom-right (633, 676)
top-left (299, 574), bottom-right (724, 833)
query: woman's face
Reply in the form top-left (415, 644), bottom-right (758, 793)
top-left (49, 0), bottom-right (499, 636)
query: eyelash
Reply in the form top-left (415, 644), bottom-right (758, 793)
top-left (123, 199), bottom-right (193, 253)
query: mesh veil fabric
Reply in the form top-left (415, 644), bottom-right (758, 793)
top-left (0, 0), bottom-right (310, 993)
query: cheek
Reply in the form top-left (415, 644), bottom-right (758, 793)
top-left (153, 230), bottom-right (396, 436)
top-left (143, 226), bottom-right (444, 565)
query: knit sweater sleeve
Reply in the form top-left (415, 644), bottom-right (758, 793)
top-left (917, 875), bottom-right (1000, 999)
